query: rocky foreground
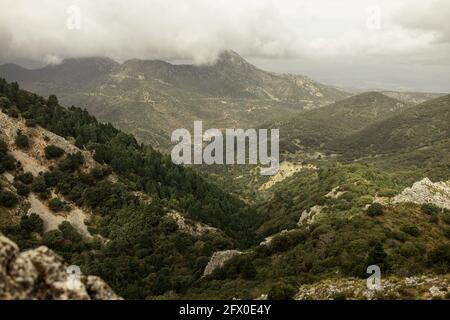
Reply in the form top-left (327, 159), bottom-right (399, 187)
top-left (0, 233), bottom-right (121, 300)
top-left (295, 276), bottom-right (450, 300)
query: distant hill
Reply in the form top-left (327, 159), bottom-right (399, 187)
top-left (336, 94), bottom-right (450, 156)
top-left (381, 91), bottom-right (446, 105)
top-left (0, 51), bottom-right (350, 150)
top-left (271, 92), bottom-right (408, 152)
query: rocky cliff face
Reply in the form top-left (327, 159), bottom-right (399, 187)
top-left (0, 233), bottom-right (121, 300)
top-left (392, 178), bottom-right (450, 209)
top-left (203, 250), bottom-right (243, 277)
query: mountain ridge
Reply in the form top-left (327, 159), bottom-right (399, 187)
top-left (0, 51), bottom-right (351, 150)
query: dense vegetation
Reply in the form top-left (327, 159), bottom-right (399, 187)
top-left (0, 78), bottom-right (260, 244)
top-left (185, 164), bottom-right (450, 299)
top-left (0, 78), bottom-right (449, 300)
top-left (272, 92), bottom-right (407, 152)
top-left (0, 78), bottom-right (263, 298)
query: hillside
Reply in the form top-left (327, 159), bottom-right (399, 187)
top-left (381, 91), bottom-right (446, 105)
top-left (0, 78), bottom-right (264, 299)
top-left (187, 163), bottom-right (450, 299)
top-left (1, 79), bottom-right (449, 300)
top-left (335, 94), bottom-right (450, 157)
top-left (269, 92), bottom-right (408, 153)
top-left (0, 51), bottom-right (350, 150)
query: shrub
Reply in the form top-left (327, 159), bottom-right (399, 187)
top-left (25, 119), bottom-right (37, 127)
top-left (366, 242), bottom-right (388, 270)
top-left (0, 139), bottom-right (7, 154)
top-left (268, 282), bottom-right (297, 300)
top-left (0, 190), bottom-right (18, 208)
top-left (31, 176), bottom-right (47, 193)
top-left (428, 245), bottom-right (450, 266)
top-left (58, 152), bottom-right (84, 172)
top-left (15, 133), bottom-right (30, 149)
top-left (48, 198), bottom-right (64, 212)
top-left (442, 212), bottom-right (450, 225)
top-left (17, 172), bottom-right (34, 184)
top-left (0, 96), bottom-right (11, 109)
top-left (15, 183), bottom-right (30, 197)
top-left (367, 203), bottom-right (384, 217)
top-left (444, 228), bottom-right (450, 240)
top-left (399, 242), bottom-right (420, 258)
top-left (241, 260), bottom-right (257, 280)
top-left (47, 94), bottom-right (59, 107)
top-left (430, 213), bottom-right (439, 224)
top-left (20, 213), bottom-right (44, 234)
top-left (421, 203), bottom-right (440, 215)
top-left (7, 107), bottom-right (19, 118)
top-left (42, 230), bottom-right (65, 250)
top-left (58, 221), bottom-right (82, 242)
top-left (332, 292), bottom-right (347, 300)
top-left (44, 145), bottom-right (65, 159)
top-left (0, 139), bottom-right (15, 173)
top-left (401, 225), bottom-right (420, 237)
top-left (378, 189), bottom-right (397, 198)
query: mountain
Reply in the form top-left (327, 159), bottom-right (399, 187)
top-left (336, 94), bottom-right (450, 156)
top-left (0, 78), bottom-right (263, 299)
top-left (0, 57), bottom-right (119, 93)
top-left (270, 92), bottom-right (408, 153)
top-left (381, 91), bottom-right (446, 105)
top-left (1, 79), bottom-right (450, 300)
top-left (0, 51), bottom-right (350, 150)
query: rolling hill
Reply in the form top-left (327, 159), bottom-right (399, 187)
top-left (268, 92), bottom-right (408, 153)
top-left (335, 94), bottom-right (450, 156)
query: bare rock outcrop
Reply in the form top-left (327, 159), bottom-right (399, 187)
top-left (167, 211), bottom-right (218, 236)
top-left (295, 275), bottom-right (450, 300)
top-left (392, 178), bottom-right (450, 209)
top-left (298, 205), bottom-right (325, 225)
top-left (203, 250), bottom-right (242, 277)
top-left (0, 233), bottom-right (121, 300)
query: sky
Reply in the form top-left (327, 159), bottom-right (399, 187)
top-left (0, 0), bottom-right (449, 92)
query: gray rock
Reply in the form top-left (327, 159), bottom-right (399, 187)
top-left (203, 250), bottom-right (242, 276)
top-left (0, 233), bottom-right (121, 300)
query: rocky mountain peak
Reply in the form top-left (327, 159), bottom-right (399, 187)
top-left (215, 50), bottom-right (250, 67)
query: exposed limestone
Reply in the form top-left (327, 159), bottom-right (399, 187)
top-left (0, 111), bottom-right (96, 174)
top-left (298, 205), bottom-right (325, 226)
top-left (391, 178), bottom-right (450, 209)
top-left (0, 112), bottom-right (94, 237)
top-left (167, 211), bottom-right (218, 236)
top-left (259, 162), bottom-right (316, 190)
top-left (0, 233), bottom-right (120, 300)
top-left (295, 275), bottom-right (450, 300)
top-left (325, 186), bottom-right (347, 199)
top-left (203, 250), bottom-right (243, 277)
top-left (259, 229), bottom-right (297, 246)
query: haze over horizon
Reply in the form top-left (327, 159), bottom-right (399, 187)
top-left (1, 0), bottom-right (449, 92)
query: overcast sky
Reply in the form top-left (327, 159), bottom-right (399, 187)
top-left (0, 0), bottom-right (449, 92)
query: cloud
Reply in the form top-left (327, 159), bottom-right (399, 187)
top-left (0, 0), bottom-right (309, 64)
top-left (0, 0), bottom-right (448, 91)
top-left (0, 0), bottom-right (446, 63)
top-left (394, 0), bottom-right (450, 43)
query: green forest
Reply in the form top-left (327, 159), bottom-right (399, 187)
top-left (1, 78), bottom-right (449, 300)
